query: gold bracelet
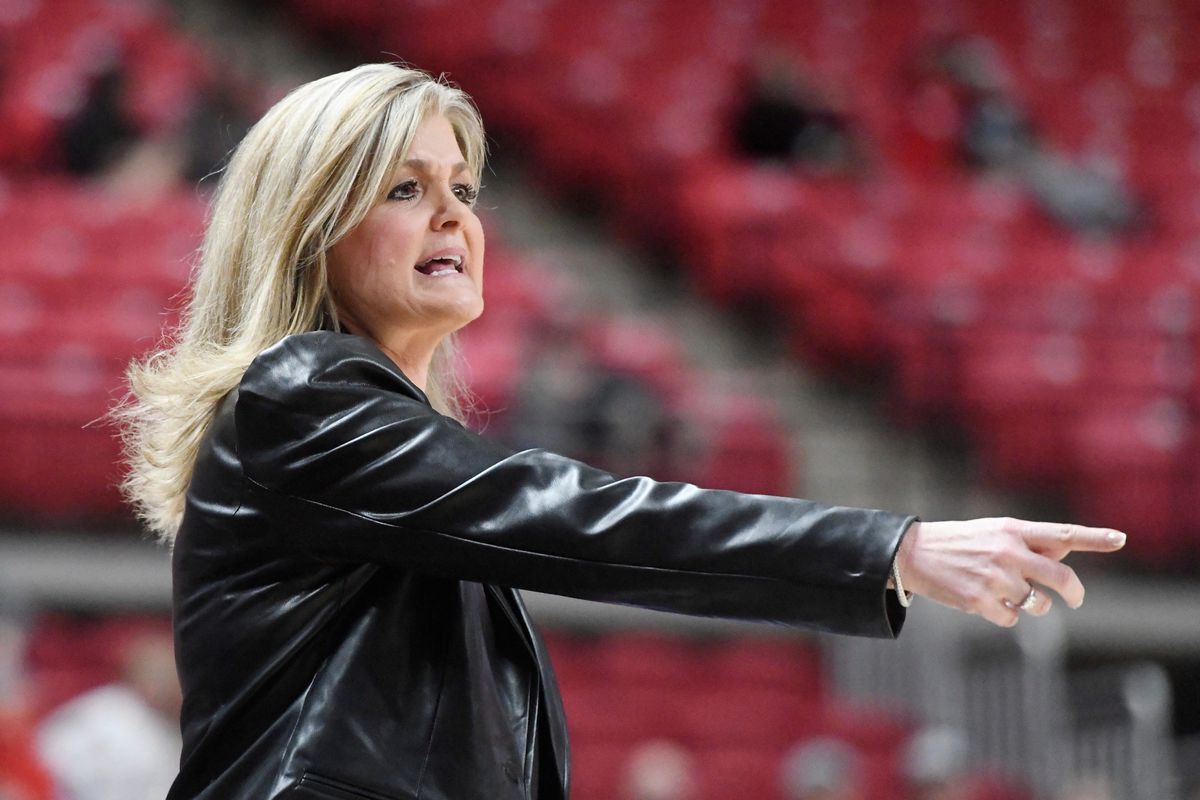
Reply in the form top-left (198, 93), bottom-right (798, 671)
top-left (892, 556), bottom-right (913, 608)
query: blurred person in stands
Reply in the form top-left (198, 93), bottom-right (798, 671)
top-left (621, 740), bottom-right (697, 800)
top-left (59, 57), bottom-right (138, 176)
top-left (35, 628), bottom-right (180, 800)
top-left (1054, 775), bottom-right (1112, 800)
top-left (56, 49), bottom-right (179, 199)
top-left (58, 46), bottom-right (253, 201)
top-left (115, 63), bottom-right (1126, 800)
top-left (913, 35), bottom-right (1142, 236)
top-left (779, 737), bottom-right (863, 800)
top-left (732, 53), bottom-right (864, 175)
top-left (505, 326), bottom-right (673, 477)
top-left (902, 724), bottom-right (1032, 800)
top-left (0, 596), bottom-right (52, 800)
top-left (905, 726), bottom-right (970, 800)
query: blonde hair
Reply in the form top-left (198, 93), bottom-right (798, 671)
top-left (116, 64), bottom-right (487, 542)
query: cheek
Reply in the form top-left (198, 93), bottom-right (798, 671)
top-left (470, 221), bottom-right (486, 282)
top-left (326, 243), bottom-right (371, 309)
top-left (329, 218), bottom-right (417, 304)
top-left (365, 215), bottom-right (422, 272)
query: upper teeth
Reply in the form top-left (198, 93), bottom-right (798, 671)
top-left (428, 255), bottom-right (461, 267)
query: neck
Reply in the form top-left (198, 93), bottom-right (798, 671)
top-left (338, 318), bottom-right (442, 392)
top-left (376, 340), bottom-right (435, 392)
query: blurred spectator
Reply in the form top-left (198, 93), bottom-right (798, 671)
top-left (904, 725), bottom-right (974, 800)
top-left (0, 595), bottom-right (52, 800)
top-left (96, 83), bottom-right (256, 203)
top-left (55, 43), bottom-right (254, 201)
top-left (1055, 775), bottom-right (1113, 800)
top-left (621, 740), bottom-right (697, 800)
top-left (179, 72), bottom-right (255, 185)
top-left (1016, 150), bottom-right (1140, 237)
top-left (912, 34), bottom-right (1032, 170)
top-left (779, 737), bottom-right (864, 800)
top-left (504, 329), bottom-right (674, 477)
top-left (54, 49), bottom-right (180, 201)
top-left (35, 628), bottom-right (180, 800)
top-left (503, 331), bottom-right (597, 456)
top-left (914, 35), bottom-right (1143, 236)
top-left (578, 368), bottom-right (672, 476)
top-left (0, 598), bottom-right (28, 707)
top-left (59, 57), bottom-right (139, 176)
top-left (732, 54), bottom-right (863, 175)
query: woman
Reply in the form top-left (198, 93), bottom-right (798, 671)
top-left (118, 64), bottom-right (1124, 800)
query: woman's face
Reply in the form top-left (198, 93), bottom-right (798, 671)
top-left (327, 113), bottom-right (485, 351)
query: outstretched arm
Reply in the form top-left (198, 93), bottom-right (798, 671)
top-left (236, 332), bottom-right (914, 638)
top-left (894, 518), bottom-right (1126, 627)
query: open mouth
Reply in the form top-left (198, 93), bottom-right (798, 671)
top-left (414, 255), bottom-right (465, 277)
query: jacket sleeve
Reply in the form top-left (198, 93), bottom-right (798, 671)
top-left (234, 331), bottom-right (915, 638)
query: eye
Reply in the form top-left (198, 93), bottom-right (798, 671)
top-left (387, 179), bottom-right (419, 201)
top-left (453, 183), bottom-right (479, 206)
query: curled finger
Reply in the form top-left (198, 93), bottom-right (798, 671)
top-left (983, 599), bottom-right (1020, 628)
top-left (1017, 551), bottom-right (1086, 608)
top-left (1003, 584), bottom-right (1052, 617)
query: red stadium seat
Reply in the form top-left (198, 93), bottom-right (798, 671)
top-left (696, 636), bottom-right (823, 697)
top-left (1068, 396), bottom-right (1193, 564)
top-left (563, 683), bottom-right (687, 743)
top-left (675, 686), bottom-right (818, 747)
top-left (693, 745), bottom-right (781, 800)
top-left (567, 741), bottom-right (632, 800)
top-left (589, 631), bottom-right (702, 690)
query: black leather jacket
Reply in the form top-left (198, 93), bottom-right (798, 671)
top-left (167, 331), bottom-right (914, 800)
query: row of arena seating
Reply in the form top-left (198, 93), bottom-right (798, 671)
top-left (0, 0), bottom-right (220, 515)
top-left (0, 179), bottom-right (196, 520)
top-left (282, 0), bottom-right (1200, 569)
top-left (18, 613), bottom-right (1025, 800)
top-left (0, 177), bottom-right (794, 521)
top-left (0, 0), bottom-right (210, 171)
top-left (0, 179), bottom-right (198, 519)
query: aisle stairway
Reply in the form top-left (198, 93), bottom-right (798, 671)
top-left (481, 159), bottom-right (1030, 523)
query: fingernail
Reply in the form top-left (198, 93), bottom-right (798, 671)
top-left (1108, 531), bottom-right (1126, 547)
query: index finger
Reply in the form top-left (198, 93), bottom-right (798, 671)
top-left (1021, 522), bottom-right (1127, 554)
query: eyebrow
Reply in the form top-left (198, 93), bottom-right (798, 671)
top-left (402, 158), bottom-right (471, 174)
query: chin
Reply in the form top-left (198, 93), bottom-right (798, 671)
top-left (443, 297), bottom-right (485, 333)
top-left (460, 294), bottom-right (485, 321)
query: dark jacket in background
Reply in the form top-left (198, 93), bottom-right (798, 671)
top-left (167, 331), bottom-right (915, 800)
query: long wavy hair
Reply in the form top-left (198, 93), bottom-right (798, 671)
top-left (115, 64), bottom-right (487, 542)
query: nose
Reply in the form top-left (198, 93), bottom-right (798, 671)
top-left (430, 188), bottom-right (466, 231)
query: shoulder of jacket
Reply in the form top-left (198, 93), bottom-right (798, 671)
top-left (240, 331), bottom-right (428, 405)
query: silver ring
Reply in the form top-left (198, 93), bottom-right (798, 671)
top-left (1018, 588), bottom-right (1038, 612)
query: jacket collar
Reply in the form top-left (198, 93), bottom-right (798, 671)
top-left (316, 328), bottom-right (435, 409)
